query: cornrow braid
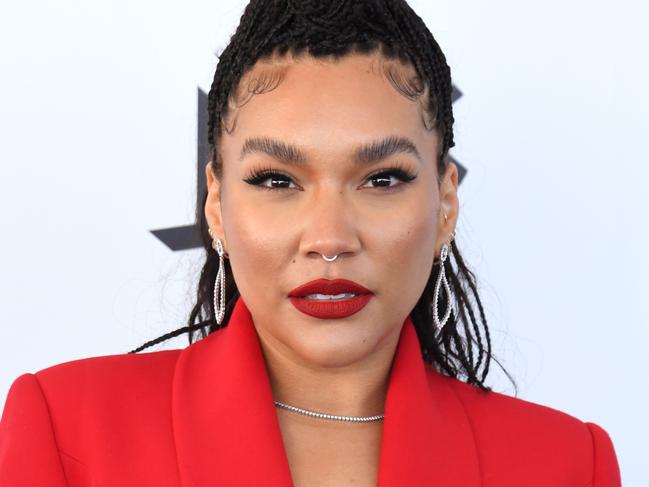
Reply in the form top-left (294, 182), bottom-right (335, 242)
top-left (131, 0), bottom-right (516, 394)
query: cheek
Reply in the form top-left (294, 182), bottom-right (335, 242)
top-left (384, 216), bottom-right (436, 272)
top-left (371, 197), bottom-right (438, 302)
top-left (220, 189), bottom-right (290, 296)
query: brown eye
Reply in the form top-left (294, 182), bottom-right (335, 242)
top-left (243, 169), bottom-right (299, 191)
top-left (362, 167), bottom-right (417, 191)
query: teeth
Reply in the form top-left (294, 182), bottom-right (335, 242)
top-left (303, 293), bottom-right (357, 300)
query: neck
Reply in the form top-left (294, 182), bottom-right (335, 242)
top-left (257, 329), bottom-right (401, 420)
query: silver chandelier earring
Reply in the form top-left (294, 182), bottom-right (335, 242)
top-left (208, 227), bottom-right (228, 325)
top-left (433, 240), bottom-right (457, 332)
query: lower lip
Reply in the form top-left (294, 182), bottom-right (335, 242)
top-left (289, 294), bottom-right (374, 319)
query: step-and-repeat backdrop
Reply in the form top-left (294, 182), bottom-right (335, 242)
top-left (1, 0), bottom-right (646, 483)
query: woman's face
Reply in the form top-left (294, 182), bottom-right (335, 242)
top-left (205, 52), bottom-right (458, 369)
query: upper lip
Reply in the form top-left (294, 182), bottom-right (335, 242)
top-left (288, 278), bottom-right (372, 297)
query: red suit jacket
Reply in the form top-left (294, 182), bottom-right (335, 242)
top-left (0, 296), bottom-right (621, 486)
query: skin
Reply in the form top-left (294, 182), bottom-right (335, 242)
top-left (204, 51), bottom-right (459, 485)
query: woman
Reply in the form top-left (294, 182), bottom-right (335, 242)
top-left (0, 1), bottom-right (621, 485)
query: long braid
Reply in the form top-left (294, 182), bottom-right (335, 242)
top-left (131, 0), bottom-right (515, 393)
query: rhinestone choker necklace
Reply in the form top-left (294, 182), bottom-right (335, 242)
top-left (273, 400), bottom-right (384, 422)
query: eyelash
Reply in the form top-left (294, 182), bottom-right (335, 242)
top-left (242, 162), bottom-right (418, 193)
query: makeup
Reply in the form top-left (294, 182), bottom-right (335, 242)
top-left (288, 278), bottom-right (374, 319)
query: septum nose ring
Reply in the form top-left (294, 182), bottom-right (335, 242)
top-left (321, 253), bottom-right (340, 262)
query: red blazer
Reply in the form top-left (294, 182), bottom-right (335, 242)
top-left (0, 296), bottom-right (621, 486)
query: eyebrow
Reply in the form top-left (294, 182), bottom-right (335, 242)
top-left (238, 135), bottom-right (422, 165)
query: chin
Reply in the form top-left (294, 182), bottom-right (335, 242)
top-left (287, 328), bottom-right (384, 369)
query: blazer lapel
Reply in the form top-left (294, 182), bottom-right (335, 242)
top-left (172, 296), bottom-right (481, 486)
top-left (376, 315), bottom-right (482, 487)
top-left (172, 296), bottom-right (294, 486)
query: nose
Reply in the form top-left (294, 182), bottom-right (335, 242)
top-left (299, 186), bottom-right (361, 261)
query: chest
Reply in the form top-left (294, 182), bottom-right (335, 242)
top-left (277, 414), bottom-right (384, 487)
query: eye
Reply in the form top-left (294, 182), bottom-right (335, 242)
top-left (242, 168), bottom-right (300, 192)
top-left (361, 165), bottom-right (418, 191)
top-left (242, 163), bottom-right (418, 192)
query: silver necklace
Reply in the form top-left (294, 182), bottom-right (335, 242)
top-left (274, 400), bottom-right (384, 422)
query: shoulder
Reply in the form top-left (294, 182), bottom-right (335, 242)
top-left (1, 349), bottom-right (184, 459)
top-left (426, 368), bottom-right (621, 485)
top-left (31, 348), bottom-right (182, 407)
top-left (438, 371), bottom-right (586, 432)
top-left (34, 348), bottom-right (182, 389)
top-left (440, 371), bottom-right (605, 436)
top-left (4, 348), bottom-right (183, 427)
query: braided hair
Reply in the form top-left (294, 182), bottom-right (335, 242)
top-left (131, 0), bottom-right (515, 393)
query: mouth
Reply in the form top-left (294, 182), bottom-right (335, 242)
top-left (300, 292), bottom-right (360, 301)
top-left (288, 278), bottom-right (374, 319)
top-left (288, 278), bottom-right (372, 299)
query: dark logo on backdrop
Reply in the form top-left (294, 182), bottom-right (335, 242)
top-left (151, 86), bottom-right (466, 251)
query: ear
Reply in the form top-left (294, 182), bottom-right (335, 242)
top-left (204, 161), bottom-right (228, 253)
top-left (434, 160), bottom-right (459, 256)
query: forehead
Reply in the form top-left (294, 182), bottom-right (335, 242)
top-left (221, 52), bottom-right (435, 148)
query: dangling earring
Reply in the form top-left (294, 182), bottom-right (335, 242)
top-left (433, 241), bottom-right (456, 332)
top-left (208, 227), bottom-right (228, 325)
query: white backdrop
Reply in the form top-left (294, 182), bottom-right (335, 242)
top-left (1, 0), bottom-right (646, 484)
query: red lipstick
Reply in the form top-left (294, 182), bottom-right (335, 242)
top-left (288, 278), bottom-right (374, 319)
